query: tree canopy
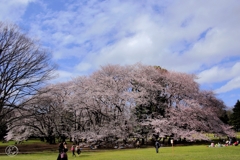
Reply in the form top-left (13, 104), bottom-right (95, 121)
top-left (5, 64), bottom-right (235, 144)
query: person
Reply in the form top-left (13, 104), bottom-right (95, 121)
top-left (229, 138), bottom-right (232, 145)
top-left (210, 142), bottom-right (214, 147)
top-left (57, 141), bottom-right (68, 160)
top-left (155, 140), bottom-right (160, 153)
top-left (217, 142), bottom-right (222, 147)
top-left (76, 145), bottom-right (81, 156)
top-left (71, 144), bottom-right (76, 157)
top-left (136, 139), bottom-right (140, 148)
top-left (225, 140), bottom-right (229, 146)
top-left (233, 141), bottom-right (239, 146)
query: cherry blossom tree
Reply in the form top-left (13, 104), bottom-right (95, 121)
top-left (67, 65), bottom-right (138, 146)
top-left (5, 64), bottom-right (235, 145)
top-left (134, 66), bottom-right (235, 141)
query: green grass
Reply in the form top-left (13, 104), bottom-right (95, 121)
top-left (0, 145), bottom-right (239, 160)
top-left (0, 139), bottom-right (44, 146)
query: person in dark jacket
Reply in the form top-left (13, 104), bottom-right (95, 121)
top-left (76, 146), bottom-right (81, 156)
top-left (155, 140), bottom-right (160, 153)
top-left (57, 141), bottom-right (68, 160)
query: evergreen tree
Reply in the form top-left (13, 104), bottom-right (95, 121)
top-left (219, 110), bottom-right (230, 124)
top-left (229, 100), bottom-right (240, 131)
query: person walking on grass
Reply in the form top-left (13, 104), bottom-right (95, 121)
top-left (136, 139), bottom-right (140, 148)
top-left (71, 144), bottom-right (76, 157)
top-left (155, 140), bottom-right (160, 153)
top-left (76, 146), bottom-right (81, 156)
top-left (57, 141), bottom-right (68, 160)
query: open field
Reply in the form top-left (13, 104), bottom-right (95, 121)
top-left (0, 145), bottom-right (239, 160)
top-left (0, 133), bottom-right (239, 160)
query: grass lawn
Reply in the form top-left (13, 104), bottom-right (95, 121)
top-left (0, 139), bottom-right (44, 146)
top-left (0, 145), bottom-right (239, 160)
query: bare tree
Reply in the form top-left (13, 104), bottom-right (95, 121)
top-left (0, 21), bottom-right (55, 137)
top-left (5, 83), bottom-right (71, 144)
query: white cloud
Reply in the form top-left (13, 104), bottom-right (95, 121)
top-left (196, 62), bottom-right (240, 84)
top-left (75, 62), bottom-right (92, 73)
top-left (0, 0), bottom-right (35, 22)
top-left (215, 76), bottom-right (240, 94)
top-left (51, 70), bottom-right (75, 84)
top-left (71, 0), bottom-right (240, 73)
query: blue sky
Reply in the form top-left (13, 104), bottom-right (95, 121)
top-left (1, 0), bottom-right (240, 108)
